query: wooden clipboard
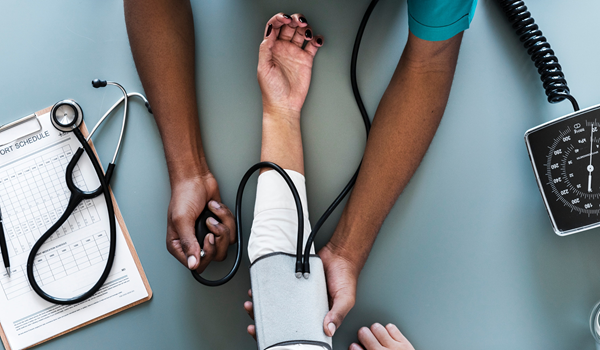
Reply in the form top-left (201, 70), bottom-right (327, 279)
top-left (0, 106), bottom-right (152, 350)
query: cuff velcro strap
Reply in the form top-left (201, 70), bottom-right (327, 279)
top-left (250, 253), bottom-right (332, 350)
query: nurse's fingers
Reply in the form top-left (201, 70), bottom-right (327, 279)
top-left (169, 211), bottom-right (201, 270)
top-left (247, 325), bottom-right (257, 340)
top-left (279, 13), bottom-right (307, 41)
top-left (349, 344), bottom-right (365, 350)
top-left (244, 300), bottom-right (254, 320)
top-left (291, 25), bottom-right (312, 47)
top-left (305, 35), bottom-right (324, 57)
top-left (165, 226), bottom-right (191, 267)
top-left (207, 200), bottom-right (236, 244)
top-left (204, 215), bottom-right (231, 261)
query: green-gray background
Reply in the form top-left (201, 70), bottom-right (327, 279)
top-left (1, 0), bottom-right (599, 349)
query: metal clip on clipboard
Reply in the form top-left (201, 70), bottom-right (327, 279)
top-left (0, 113), bottom-right (43, 147)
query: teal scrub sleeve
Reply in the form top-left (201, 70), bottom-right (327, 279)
top-left (408, 0), bottom-right (478, 41)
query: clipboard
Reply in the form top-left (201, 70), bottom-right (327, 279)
top-left (0, 105), bottom-right (152, 350)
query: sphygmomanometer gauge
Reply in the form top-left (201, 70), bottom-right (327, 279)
top-left (526, 104), bottom-right (600, 235)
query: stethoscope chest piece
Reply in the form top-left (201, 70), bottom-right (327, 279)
top-left (51, 100), bottom-right (83, 132)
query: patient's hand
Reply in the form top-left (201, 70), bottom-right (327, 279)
top-left (350, 323), bottom-right (415, 350)
top-left (258, 13), bottom-right (324, 117)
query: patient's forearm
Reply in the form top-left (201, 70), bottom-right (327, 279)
top-left (261, 111), bottom-right (304, 175)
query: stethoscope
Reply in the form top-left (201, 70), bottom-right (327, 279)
top-left (26, 79), bottom-right (151, 304)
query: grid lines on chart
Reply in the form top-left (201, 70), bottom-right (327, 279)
top-left (0, 231), bottom-right (110, 300)
top-left (0, 145), bottom-right (101, 257)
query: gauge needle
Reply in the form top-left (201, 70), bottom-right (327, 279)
top-left (589, 123), bottom-right (596, 192)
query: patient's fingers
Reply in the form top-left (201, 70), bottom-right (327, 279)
top-left (371, 323), bottom-right (396, 348)
top-left (260, 13), bottom-right (292, 70)
top-left (279, 13), bottom-right (306, 41)
top-left (291, 25), bottom-right (312, 47)
top-left (264, 13), bottom-right (291, 40)
top-left (357, 326), bottom-right (382, 348)
top-left (305, 35), bottom-right (324, 57)
top-left (386, 324), bottom-right (409, 343)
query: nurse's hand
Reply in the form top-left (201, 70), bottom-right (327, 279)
top-left (258, 13), bottom-right (324, 117)
top-left (167, 173), bottom-right (236, 272)
top-left (319, 243), bottom-right (360, 338)
top-left (349, 323), bottom-right (415, 350)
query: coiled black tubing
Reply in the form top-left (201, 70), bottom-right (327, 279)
top-left (496, 0), bottom-right (579, 111)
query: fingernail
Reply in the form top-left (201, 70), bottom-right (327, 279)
top-left (305, 29), bottom-right (312, 39)
top-left (266, 24), bottom-right (273, 37)
top-left (328, 322), bottom-right (336, 336)
top-left (316, 38), bottom-right (323, 45)
top-left (283, 14), bottom-right (291, 19)
top-left (187, 255), bottom-right (197, 269)
top-left (299, 17), bottom-right (307, 24)
top-left (208, 233), bottom-right (215, 245)
top-left (209, 200), bottom-right (221, 209)
top-left (208, 217), bottom-right (219, 225)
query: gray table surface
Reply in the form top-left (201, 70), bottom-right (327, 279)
top-left (1, 0), bottom-right (600, 349)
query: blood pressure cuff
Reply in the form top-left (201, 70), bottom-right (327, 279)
top-left (249, 253), bottom-right (332, 350)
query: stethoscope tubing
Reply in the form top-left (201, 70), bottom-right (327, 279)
top-left (25, 81), bottom-right (148, 304)
top-left (26, 128), bottom-right (117, 304)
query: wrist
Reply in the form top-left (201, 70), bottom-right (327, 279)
top-left (166, 153), bottom-right (211, 186)
top-left (262, 104), bottom-right (301, 122)
top-left (327, 215), bottom-right (377, 274)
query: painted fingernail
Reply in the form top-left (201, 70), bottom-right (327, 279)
top-left (187, 255), bottom-right (197, 269)
top-left (208, 233), bottom-right (215, 245)
top-left (209, 200), bottom-right (221, 209)
top-left (283, 14), bottom-right (291, 19)
top-left (299, 17), bottom-right (307, 24)
top-left (208, 217), bottom-right (219, 225)
top-left (266, 24), bottom-right (273, 37)
top-left (316, 38), bottom-right (323, 45)
top-left (305, 29), bottom-right (312, 39)
top-left (328, 323), bottom-right (336, 336)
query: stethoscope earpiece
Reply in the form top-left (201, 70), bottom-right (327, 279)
top-left (91, 79), bottom-right (107, 88)
top-left (29, 81), bottom-right (152, 304)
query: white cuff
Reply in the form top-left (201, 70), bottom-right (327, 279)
top-left (248, 169), bottom-right (314, 263)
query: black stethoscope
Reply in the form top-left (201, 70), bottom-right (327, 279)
top-left (26, 79), bottom-right (151, 304)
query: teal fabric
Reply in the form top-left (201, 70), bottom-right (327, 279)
top-left (408, 0), bottom-right (478, 41)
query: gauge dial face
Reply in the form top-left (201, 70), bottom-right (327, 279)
top-left (526, 105), bottom-right (600, 235)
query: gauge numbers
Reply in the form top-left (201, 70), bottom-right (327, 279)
top-left (526, 105), bottom-right (600, 235)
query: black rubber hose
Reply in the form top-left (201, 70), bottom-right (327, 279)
top-left (496, 0), bottom-right (579, 111)
top-left (191, 161), bottom-right (305, 285)
top-left (302, 0), bottom-right (377, 274)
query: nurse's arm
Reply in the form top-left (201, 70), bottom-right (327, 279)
top-left (124, 0), bottom-right (236, 272)
top-left (320, 31), bottom-right (464, 336)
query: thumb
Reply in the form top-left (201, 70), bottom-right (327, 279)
top-left (323, 292), bottom-right (355, 337)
